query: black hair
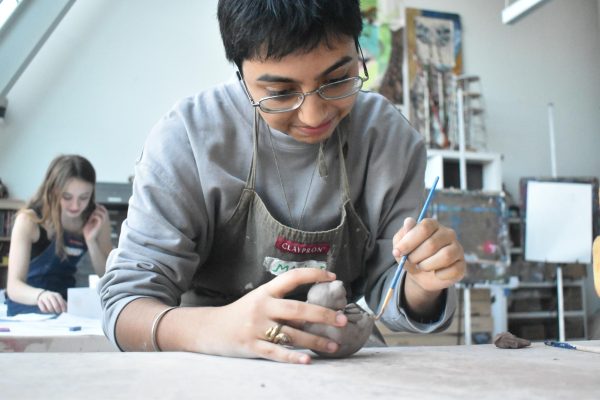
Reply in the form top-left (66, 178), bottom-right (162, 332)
top-left (217, 0), bottom-right (363, 69)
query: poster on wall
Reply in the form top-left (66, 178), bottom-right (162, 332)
top-left (405, 8), bottom-right (462, 149)
top-left (359, 0), bottom-right (405, 107)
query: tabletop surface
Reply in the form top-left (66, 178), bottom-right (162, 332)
top-left (1, 341), bottom-right (599, 399)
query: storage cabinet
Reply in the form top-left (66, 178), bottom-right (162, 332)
top-left (507, 280), bottom-right (587, 341)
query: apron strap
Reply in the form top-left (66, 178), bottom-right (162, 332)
top-left (245, 109), bottom-right (260, 190)
top-left (336, 127), bottom-right (352, 203)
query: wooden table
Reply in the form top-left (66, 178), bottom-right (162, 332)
top-left (1, 341), bottom-right (599, 399)
top-left (0, 333), bottom-right (115, 352)
top-left (0, 312), bottom-right (116, 352)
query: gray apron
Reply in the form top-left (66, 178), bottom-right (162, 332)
top-left (187, 112), bottom-right (370, 306)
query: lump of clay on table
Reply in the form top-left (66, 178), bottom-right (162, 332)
top-left (303, 280), bottom-right (374, 358)
top-left (493, 331), bottom-right (531, 349)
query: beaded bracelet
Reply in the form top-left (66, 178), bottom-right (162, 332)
top-left (150, 306), bottom-right (177, 352)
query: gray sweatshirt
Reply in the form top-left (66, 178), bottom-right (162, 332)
top-left (98, 78), bottom-right (457, 346)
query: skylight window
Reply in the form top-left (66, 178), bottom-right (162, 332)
top-left (0, 0), bottom-right (22, 31)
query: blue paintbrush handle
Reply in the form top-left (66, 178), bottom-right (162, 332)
top-left (389, 176), bottom-right (440, 290)
top-left (545, 340), bottom-right (576, 350)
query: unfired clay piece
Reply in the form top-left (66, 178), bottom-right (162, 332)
top-left (304, 280), bottom-right (374, 358)
top-left (493, 331), bottom-right (531, 349)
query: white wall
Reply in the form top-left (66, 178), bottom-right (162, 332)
top-left (405, 0), bottom-right (600, 199)
top-left (0, 0), bottom-right (232, 198)
top-left (405, 0), bottom-right (600, 316)
top-left (0, 0), bottom-right (599, 313)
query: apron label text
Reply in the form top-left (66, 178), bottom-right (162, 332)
top-left (275, 236), bottom-right (330, 255)
top-left (263, 257), bottom-right (327, 276)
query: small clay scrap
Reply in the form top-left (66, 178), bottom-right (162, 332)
top-left (304, 280), bottom-right (374, 358)
top-left (493, 331), bottom-right (531, 349)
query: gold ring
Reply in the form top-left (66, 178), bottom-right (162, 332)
top-left (265, 324), bottom-right (283, 342)
top-left (273, 332), bottom-right (292, 346)
top-left (265, 324), bottom-right (291, 345)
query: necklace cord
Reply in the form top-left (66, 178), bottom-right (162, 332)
top-left (267, 127), bottom-right (321, 230)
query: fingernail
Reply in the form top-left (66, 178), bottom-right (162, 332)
top-left (298, 354), bottom-right (311, 364)
top-left (327, 341), bottom-right (339, 352)
top-left (327, 271), bottom-right (336, 279)
top-left (336, 313), bottom-right (347, 325)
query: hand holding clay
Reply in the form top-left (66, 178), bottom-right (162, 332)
top-left (303, 280), bottom-right (374, 358)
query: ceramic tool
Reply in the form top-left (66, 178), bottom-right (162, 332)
top-left (375, 176), bottom-right (440, 320)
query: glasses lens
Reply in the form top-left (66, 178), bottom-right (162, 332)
top-left (320, 77), bottom-right (363, 100)
top-left (259, 94), bottom-right (303, 113)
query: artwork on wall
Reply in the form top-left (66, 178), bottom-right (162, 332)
top-left (359, 0), bottom-right (404, 107)
top-left (429, 189), bottom-right (511, 284)
top-left (406, 8), bottom-right (463, 149)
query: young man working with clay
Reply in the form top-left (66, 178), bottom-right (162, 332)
top-left (99, 0), bottom-right (465, 364)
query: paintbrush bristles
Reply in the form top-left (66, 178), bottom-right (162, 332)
top-left (375, 288), bottom-right (393, 320)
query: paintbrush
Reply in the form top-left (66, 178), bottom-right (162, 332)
top-left (375, 176), bottom-right (440, 320)
top-left (544, 340), bottom-right (600, 355)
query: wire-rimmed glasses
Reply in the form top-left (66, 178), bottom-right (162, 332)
top-left (237, 46), bottom-right (369, 114)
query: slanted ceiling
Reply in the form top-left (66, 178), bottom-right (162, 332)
top-left (0, 0), bottom-right (75, 106)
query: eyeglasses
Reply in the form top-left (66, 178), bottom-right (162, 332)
top-left (237, 45), bottom-right (369, 114)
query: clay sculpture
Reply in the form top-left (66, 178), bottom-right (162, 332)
top-left (304, 280), bottom-right (374, 358)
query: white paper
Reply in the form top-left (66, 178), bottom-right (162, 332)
top-left (68, 287), bottom-right (102, 319)
top-left (0, 312), bottom-right (103, 336)
top-left (0, 313), bottom-right (56, 322)
top-left (524, 181), bottom-right (592, 263)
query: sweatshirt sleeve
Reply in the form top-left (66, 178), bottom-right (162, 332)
top-left (378, 142), bottom-right (457, 334)
top-left (97, 107), bottom-right (209, 347)
top-left (354, 96), bottom-right (457, 333)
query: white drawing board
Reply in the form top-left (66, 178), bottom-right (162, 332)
top-left (524, 180), bottom-right (593, 263)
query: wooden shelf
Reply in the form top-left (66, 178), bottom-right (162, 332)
top-left (0, 200), bottom-right (24, 289)
top-left (0, 199), bottom-right (25, 210)
top-left (507, 279), bottom-right (587, 340)
top-left (517, 280), bottom-right (585, 288)
top-left (508, 310), bottom-right (586, 319)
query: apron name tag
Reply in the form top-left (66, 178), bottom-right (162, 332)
top-left (264, 257), bottom-right (327, 276)
top-left (275, 236), bottom-right (330, 255)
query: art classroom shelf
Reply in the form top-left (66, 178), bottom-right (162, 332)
top-left (0, 199), bottom-right (24, 288)
top-left (425, 149), bottom-right (503, 192)
top-left (507, 279), bottom-right (587, 341)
